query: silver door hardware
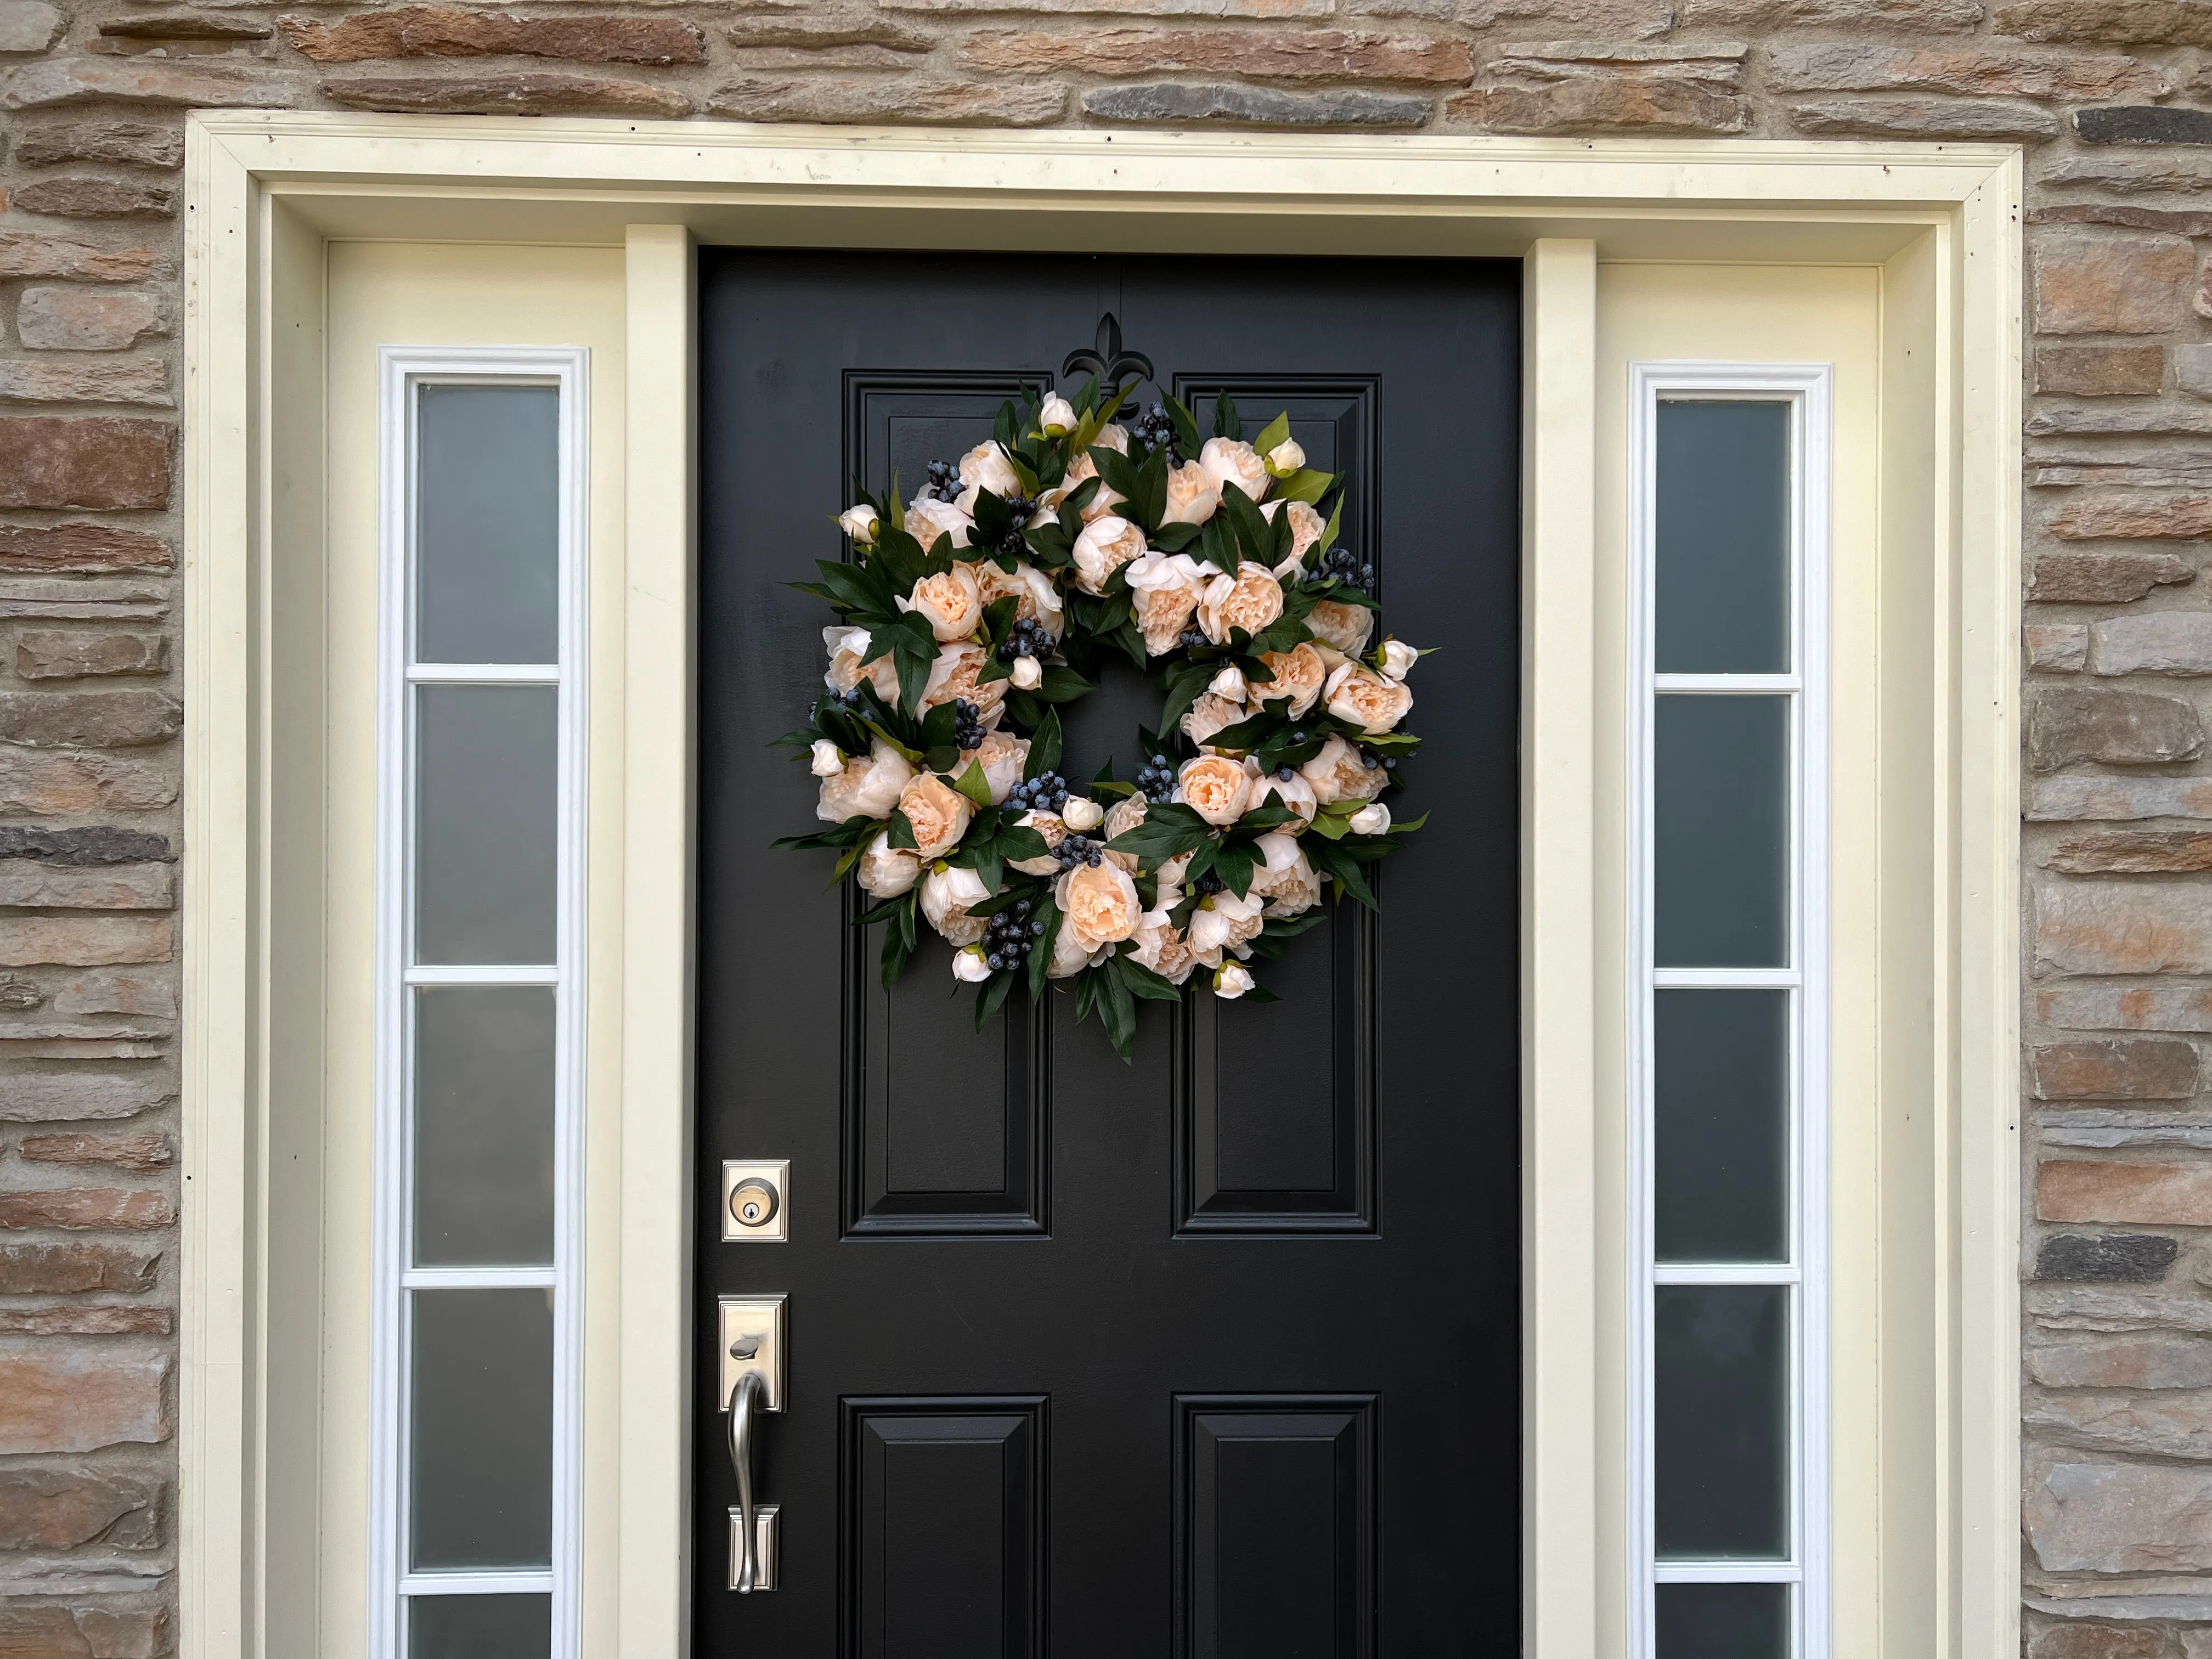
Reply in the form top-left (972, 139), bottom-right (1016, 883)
top-left (721, 1160), bottom-right (790, 1243)
top-left (727, 1503), bottom-right (780, 1593)
top-left (718, 1294), bottom-right (786, 1412)
top-left (728, 1371), bottom-right (770, 1592)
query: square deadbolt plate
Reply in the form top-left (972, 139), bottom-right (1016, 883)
top-left (718, 1293), bottom-right (787, 1413)
top-left (727, 1504), bottom-right (780, 1592)
top-left (721, 1159), bottom-right (790, 1243)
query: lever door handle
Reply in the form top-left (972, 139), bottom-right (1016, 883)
top-left (727, 1369), bottom-right (768, 1594)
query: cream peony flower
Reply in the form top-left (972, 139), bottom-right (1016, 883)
top-left (1058, 448), bottom-right (1125, 523)
top-left (1092, 422), bottom-right (1131, 454)
top-left (1155, 850), bottom-right (1193, 890)
top-left (1071, 515), bottom-right (1148, 596)
top-left (1252, 642), bottom-right (1328, 718)
top-left (898, 773), bottom-right (975, 861)
top-left (856, 831), bottom-right (921, 898)
top-left (952, 944), bottom-right (993, 982)
top-left (963, 730), bottom-right (1030, 806)
top-left (1046, 914), bottom-right (1098, 979)
top-left (919, 643), bottom-right (1006, 727)
top-left (1101, 793), bottom-right (1147, 873)
top-left (1198, 562), bottom-right (1286, 647)
top-left (1305, 599), bottom-right (1374, 656)
top-left (905, 495), bottom-right (974, 552)
top-left (1209, 664), bottom-right (1250, 703)
top-left (817, 741), bottom-right (916, 823)
top-left (1199, 436), bottom-right (1269, 503)
top-left (838, 504), bottom-right (879, 544)
top-left (920, 862), bottom-right (991, 946)
top-left (1181, 692), bottom-right (1247, 751)
top-left (810, 738), bottom-right (845, 778)
top-left (1324, 662), bottom-right (1414, 735)
top-left (1299, 734), bottom-right (1386, 805)
top-left (1009, 809), bottom-right (1065, 876)
top-left (1265, 438), bottom-right (1306, 477)
top-left (1059, 795), bottom-right (1105, 833)
top-left (1214, 962), bottom-right (1256, 999)
top-left (1188, 888), bottom-right (1265, 963)
top-left (1260, 498), bottom-right (1327, 574)
top-left (1379, 639), bottom-right (1419, 680)
top-left (1348, 801), bottom-right (1391, 836)
top-left (974, 559), bottom-right (1063, 634)
top-left (1036, 394), bottom-right (1076, 437)
top-left (1162, 459), bottom-right (1222, 527)
top-left (1011, 656), bottom-right (1043, 689)
top-left (1057, 859), bottom-right (1142, 950)
top-left (1125, 552), bottom-right (1210, 656)
top-left (825, 624), bottom-right (900, 703)
top-left (958, 439), bottom-right (1023, 499)
top-left (1178, 754), bottom-right (1252, 827)
top-left (1130, 907), bottom-right (1199, 985)
top-left (1249, 831), bottom-right (1321, 916)
top-left (1247, 767), bottom-right (1317, 828)
top-left (899, 562), bottom-right (985, 643)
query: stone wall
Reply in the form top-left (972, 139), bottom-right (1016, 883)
top-left (2, 0), bottom-right (2209, 1649)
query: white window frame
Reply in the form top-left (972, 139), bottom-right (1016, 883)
top-left (1624, 362), bottom-right (1833, 1659)
top-left (370, 345), bottom-right (592, 1659)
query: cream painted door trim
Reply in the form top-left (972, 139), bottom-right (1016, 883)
top-left (180, 114), bottom-right (2022, 1659)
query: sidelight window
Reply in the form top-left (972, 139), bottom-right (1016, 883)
top-left (371, 351), bottom-right (589, 1659)
top-left (1628, 370), bottom-right (1831, 1659)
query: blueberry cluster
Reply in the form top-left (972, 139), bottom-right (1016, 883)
top-left (983, 900), bottom-right (1044, 973)
top-left (1135, 752), bottom-right (1177, 804)
top-left (921, 459), bottom-right (961, 503)
top-left (1006, 770), bottom-right (1069, 814)
top-left (1312, 543), bottom-right (1377, 595)
top-left (1055, 834), bottom-right (1107, 871)
top-left (1194, 870), bottom-right (1226, 896)
top-left (985, 498), bottom-right (1040, 559)
top-left (1176, 623), bottom-right (1208, 650)
top-left (951, 699), bottom-right (988, 752)
top-left (1133, 403), bottom-right (1182, 463)
top-left (997, 617), bottom-right (1057, 663)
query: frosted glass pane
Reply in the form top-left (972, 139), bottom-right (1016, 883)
top-left (1656, 1285), bottom-right (1790, 1559)
top-left (410, 1288), bottom-right (552, 1570)
top-left (414, 987), bottom-right (555, 1267)
top-left (1656, 1583), bottom-right (1788, 1659)
top-left (409, 1594), bottom-right (550, 1659)
top-left (1655, 990), bottom-right (1790, 1263)
top-left (415, 685), bottom-right (556, 966)
top-left (1654, 696), bottom-right (1789, 968)
top-left (416, 385), bottom-right (559, 665)
top-left (1655, 399), bottom-right (1790, 675)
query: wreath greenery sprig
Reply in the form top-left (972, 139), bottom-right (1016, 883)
top-left (775, 366), bottom-right (1426, 1062)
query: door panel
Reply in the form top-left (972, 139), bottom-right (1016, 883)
top-left (696, 250), bottom-right (1520, 1655)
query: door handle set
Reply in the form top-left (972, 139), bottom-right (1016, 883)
top-left (720, 1294), bottom-right (787, 1593)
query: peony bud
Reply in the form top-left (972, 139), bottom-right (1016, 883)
top-left (1348, 801), bottom-right (1392, 836)
top-left (1037, 394), bottom-right (1077, 437)
top-left (1060, 795), bottom-right (1105, 833)
top-left (1378, 639), bottom-right (1419, 681)
top-left (1214, 962), bottom-right (1256, 1000)
top-left (1209, 664), bottom-right (1250, 703)
top-left (1011, 654), bottom-right (1043, 690)
top-left (810, 738), bottom-right (845, 778)
top-left (838, 504), bottom-right (880, 545)
top-left (952, 945), bottom-right (994, 983)
top-left (1265, 438), bottom-right (1306, 477)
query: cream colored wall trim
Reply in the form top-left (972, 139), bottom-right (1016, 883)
top-left (181, 112), bottom-right (2023, 1658)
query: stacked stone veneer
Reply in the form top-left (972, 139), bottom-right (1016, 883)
top-left (7, 0), bottom-right (2212, 1650)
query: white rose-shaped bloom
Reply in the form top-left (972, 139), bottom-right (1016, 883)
top-left (1093, 422), bottom-right (1131, 455)
top-left (1125, 551), bottom-right (1209, 656)
top-left (1057, 860), bottom-right (1142, 951)
top-left (824, 624), bottom-right (899, 702)
top-left (1210, 664), bottom-right (1249, 703)
top-left (1037, 394), bottom-right (1077, 437)
top-left (921, 862), bottom-right (992, 947)
top-left (1324, 662), bottom-right (1415, 736)
top-left (1200, 436), bottom-right (1269, 503)
top-left (1247, 768), bottom-right (1317, 828)
top-left (1071, 515), bottom-right (1148, 596)
top-left (1130, 907), bottom-right (1199, 985)
top-left (810, 738), bottom-right (845, 778)
top-left (1187, 888), bottom-right (1265, 962)
top-left (964, 731), bottom-right (1030, 805)
top-left (1260, 498), bottom-right (1328, 574)
top-left (898, 774), bottom-right (975, 861)
top-left (898, 562), bottom-right (985, 643)
top-left (817, 741), bottom-right (916, 823)
top-left (1198, 562), bottom-right (1286, 647)
top-left (958, 439), bottom-right (1023, 499)
top-left (1181, 692), bottom-right (1246, 751)
top-left (952, 945), bottom-right (994, 983)
top-left (974, 560), bottom-right (1064, 634)
top-left (1379, 639), bottom-right (1420, 681)
top-left (1059, 795), bottom-right (1105, 833)
top-left (1162, 459), bottom-right (1222, 527)
top-left (1046, 915), bottom-right (1098, 979)
top-left (1058, 449), bottom-right (1125, 523)
top-left (1348, 801), bottom-right (1392, 836)
top-left (1101, 793), bottom-right (1147, 873)
top-left (1154, 850), bottom-right (1193, 890)
top-left (856, 831), bottom-right (922, 898)
top-left (1009, 809), bottom-right (1066, 876)
top-left (1011, 655), bottom-right (1043, 690)
top-left (1177, 754), bottom-right (1252, 827)
top-left (838, 504), bottom-right (880, 544)
top-left (1252, 642), bottom-right (1328, 719)
top-left (1305, 598), bottom-right (1374, 656)
top-left (1249, 831), bottom-right (1322, 916)
top-left (1214, 962), bottom-right (1256, 1000)
top-left (905, 495), bottom-right (974, 552)
top-left (1265, 437), bottom-right (1306, 477)
top-left (919, 643), bottom-right (1006, 727)
top-left (1299, 734), bottom-right (1386, 806)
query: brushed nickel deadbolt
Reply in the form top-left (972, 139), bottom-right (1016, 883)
top-left (721, 1159), bottom-right (789, 1243)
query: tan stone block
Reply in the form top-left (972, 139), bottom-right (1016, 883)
top-left (2040, 983), bottom-right (2212, 1031)
top-left (321, 71), bottom-right (692, 116)
top-left (2034, 202), bottom-right (2212, 238)
top-left (0, 860), bottom-right (175, 910)
top-left (0, 1187), bottom-right (173, 1229)
top-left (0, 1468), bottom-right (161, 1551)
top-left (10, 178), bottom-right (176, 221)
top-left (1680, 0), bottom-right (1981, 20)
top-left (16, 631), bottom-right (168, 680)
top-left (1770, 42), bottom-right (2165, 98)
top-left (2051, 493), bottom-right (2212, 540)
top-left (0, 973), bottom-right (41, 1011)
top-left (2028, 686), bottom-right (2203, 770)
top-left (714, 76), bottom-right (1069, 123)
top-left (2040, 1159), bottom-right (2212, 1224)
top-left (2028, 623), bottom-right (2090, 671)
top-left (52, 973), bottom-right (174, 1019)
top-left (960, 26), bottom-right (1474, 81)
top-left (2029, 550), bottom-right (2194, 602)
top-left (1447, 80), bottom-right (1749, 132)
top-left (15, 121), bottom-right (183, 170)
top-left (1487, 41), bottom-right (1747, 85)
top-left (1463, 0), bottom-right (1674, 32)
top-left (0, 1240), bottom-right (157, 1293)
top-left (281, 9), bottom-right (706, 64)
top-left (2044, 153), bottom-right (2212, 195)
top-left (73, 1608), bottom-right (171, 1659)
top-left (0, 578), bottom-right (167, 622)
top-left (2032, 1389), bottom-right (2212, 1459)
top-left (0, 1073), bottom-right (172, 1123)
top-left (2029, 1335), bottom-right (2212, 1389)
top-left (0, 231), bottom-right (163, 284)
top-left (0, 1), bottom-right (61, 52)
top-left (2034, 883), bottom-right (2212, 975)
top-left (1786, 95), bottom-right (2061, 138)
top-left (97, 12), bottom-right (270, 39)
top-left (16, 289), bottom-right (168, 353)
top-left (2094, 613), bottom-right (2212, 675)
top-left (2047, 830), bottom-right (2212, 874)
top-left (0, 523), bottom-right (170, 573)
top-left (2029, 1462), bottom-right (2212, 1573)
top-left (2035, 232), bottom-right (2197, 336)
top-left (2035, 345), bottom-right (2164, 397)
top-left (2028, 1622), bottom-right (2167, 1659)
top-left (0, 1304), bottom-right (171, 1335)
top-left (0, 750), bottom-right (174, 814)
top-left (1996, 0), bottom-right (2212, 44)
top-left (0, 916), bottom-right (174, 967)
top-left (0, 690), bottom-right (180, 748)
top-left (727, 13), bottom-right (933, 48)
top-left (0, 1350), bottom-right (167, 1453)
top-left (883, 0), bottom-right (1333, 13)
top-left (0, 419), bottom-right (170, 511)
top-left (0, 57), bottom-right (306, 109)
top-left (21, 1130), bottom-right (172, 1171)
top-left (0, 359), bottom-right (172, 409)
top-left (2032, 1039), bottom-right (2200, 1100)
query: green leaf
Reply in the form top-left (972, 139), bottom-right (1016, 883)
top-left (1163, 394), bottom-right (1203, 456)
top-left (952, 760), bottom-right (996, 808)
top-left (1218, 482), bottom-right (1275, 568)
top-left (1097, 957), bottom-right (1138, 1062)
top-left (1150, 521), bottom-right (1203, 554)
top-left (1251, 411), bottom-right (1291, 456)
top-left (1026, 894), bottom-right (1061, 1000)
top-left (1104, 803), bottom-right (1215, 860)
top-left (1390, 811), bottom-right (1429, 835)
top-left (1158, 661), bottom-right (1215, 739)
top-left (1275, 467), bottom-right (1336, 507)
top-left (973, 968), bottom-right (1015, 1031)
top-left (1212, 391), bottom-right (1240, 441)
top-left (970, 845), bottom-right (1002, 898)
top-left (1027, 666), bottom-right (1093, 705)
top-left (1215, 838), bottom-right (1258, 899)
top-left (880, 901), bottom-right (914, 991)
top-left (1025, 707), bottom-right (1063, 780)
top-left (998, 826), bottom-right (1049, 862)
top-left (1130, 443), bottom-right (1169, 532)
top-left (1119, 955), bottom-right (1185, 1003)
top-left (885, 810), bottom-right (918, 851)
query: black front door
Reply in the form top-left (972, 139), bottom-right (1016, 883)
top-left (696, 250), bottom-right (1520, 1656)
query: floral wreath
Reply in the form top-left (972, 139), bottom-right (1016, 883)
top-left (775, 320), bottom-right (1425, 1062)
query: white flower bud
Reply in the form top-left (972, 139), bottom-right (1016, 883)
top-left (1214, 962), bottom-right (1256, 1000)
top-left (1209, 664), bottom-right (1250, 703)
top-left (837, 504), bottom-right (879, 545)
top-left (1378, 639), bottom-right (1419, 681)
top-left (810, 738), bottom-right (845, 778)
top-left (1265, 438), bottom-right (1306, 477)
top-left (952, 944), bottom-right (994, 983)
top-left (1011, 654), bottom-right (1043, 690)
top-left (1037, 394), bottom-right (1077, 437)
top-left (1348, 801), bottom-right (1392, 836)
top-left (1059, 795), bottom-right (1105, 833)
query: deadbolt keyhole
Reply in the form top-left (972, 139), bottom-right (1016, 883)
top-left (730, 1177), bottom-right (779, 1229)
